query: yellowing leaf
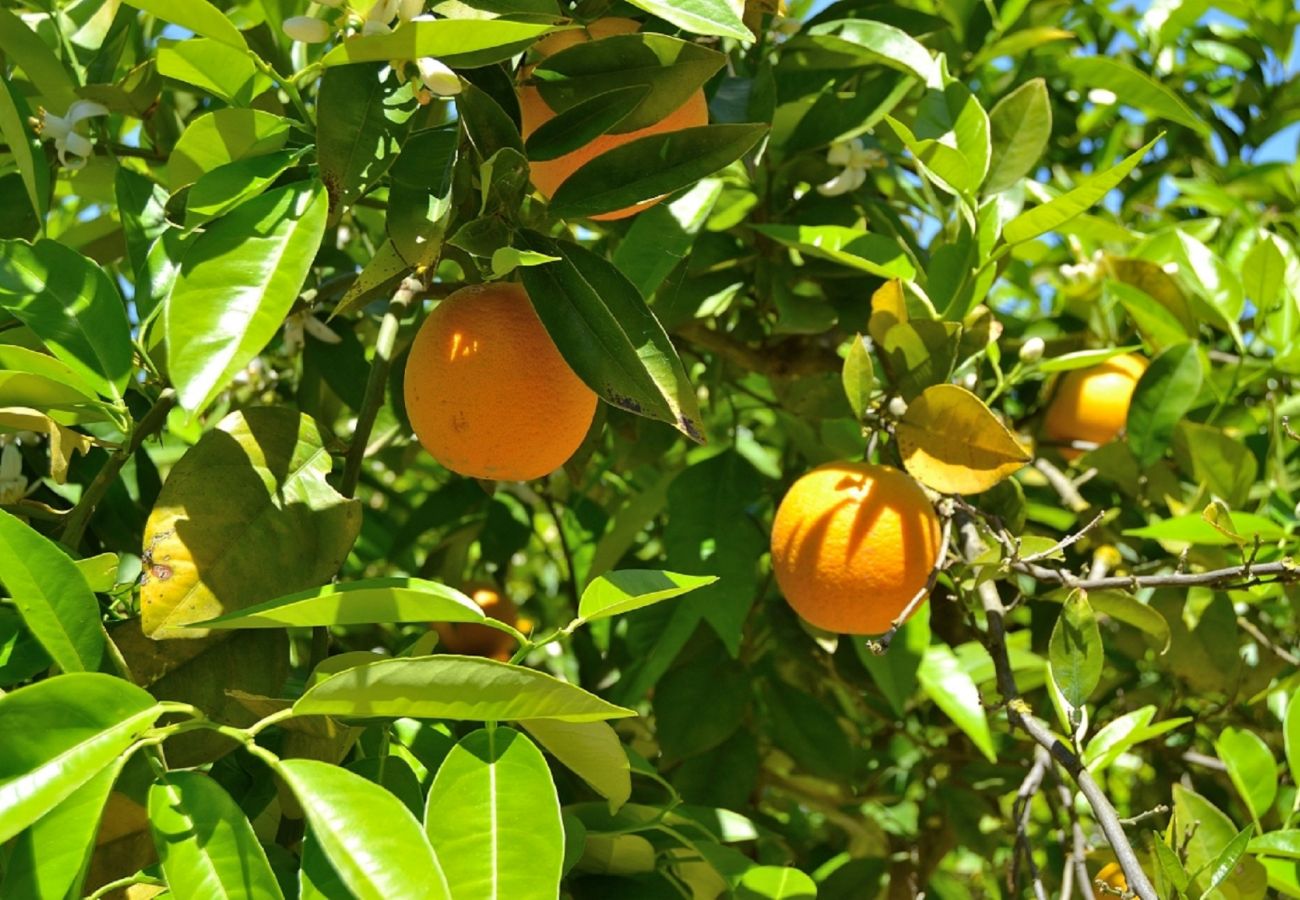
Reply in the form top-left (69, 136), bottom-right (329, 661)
top-left (895, 384), bottom-right (1030, 494)
top-left (0, 406), bottom-right (94, 483)
top-left (868, 279), bottom-right (907, 346)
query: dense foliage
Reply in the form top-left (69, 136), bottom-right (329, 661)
top-left (1, 0), bottom-right (1300, 898)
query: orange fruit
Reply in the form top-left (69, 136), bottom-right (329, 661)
top-left (770, 462), bottom-right (942, 635)
top-left (434, 585), bottom-right (520, 661)
top-left (1042, 353), bottom-right (1148, 459)
top-left (1094, 862), bottom-right (1127, 892)
top-left (518, 17), bottom-right (710, 220)
top-left (403, 282), bottom-right (597, 480)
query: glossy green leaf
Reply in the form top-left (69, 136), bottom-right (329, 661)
top-left (841, 334), bottom-right (875, 419)
top-left (800, 19), bottom-right (940, 86)
top-left (621, 0), bottom-right (750, 41)
top-left (0, 6), bottom-right (77, 110)
top-left (1048, 590), bottom-right (1102, 711)
top-left (1126, 342), bottom-right (1204, 468)
top-left (857, 609), bottom-right (929, 716)
top-left (1200, 826), bottom-right (1254, 897)
top-left (913, 81), bottom-right (991, 192)
top-left (1173, 420), bottom-right (1257, 508)
top-left (1124, 510), bottom-right (1286, 546)
top-left (157, 38), bottom-right (271, 105)
top-left (196, 577), bottom-right (486, 629)
top-left (0, 756), bottom-right (123, 900)
top-left (577, 569), bottom-right (716, 623)
top-left (547, 124), bottom-right (767, 219)
top-left (387, 126), bottom-right (458, 268)
top-left (1173, 784), bottom-right (1239, 877)
top-left (165, 181), bottom-right (328, 414)
top-left (321, 19), bottom-right (555, 67)
top-left (517, 230), bottom-right (704, 440)
top-left (117, 167), bottom-right (171, 277)
top-left (123, 0), bottom-right (247, 48)
top-left (0, 239), bottom-right (133, 400)
top-left (1154, 836), bottom-right (1192, 895)
top-left (1109, 281), bottom-right (1195, 351)
top-left (1003, 136), bottom-right (1160, 244)
top-left (533, 34), bottom-right (722, 133)
top-left (168, 109), bottom-right (291, 190)
top-left (917, 644), bottom-right (996, 762)
top-left (1242, 234), bottom-right (1287, 313)
top-left (150, 771), bottom-right (284, 900)
top-left (1036, 345), bottom-right (1145, 374)
top-left (1080, 590), bottom-right (1170, 652)
top-left (318, 64), bottom-right (419, 208)
top-left (0, 345), bottom-right (102, 413)
top-left (1287, 692), bottom-right (1300, 798)
top-left (752, 224), bottom-right (916, 279)
top-left (525, 86), bottom-right (648, 160)
top-left (141, 408), bottom-right (362, 638)
top-left (1060, 56), bottom-right (1209, 136)
top-left (0, 80), bottom-right (48, 224)
top-left (331, 238), bottom-right (410, 320)
top-left (1250, 831), bottom-right (1300, 861)
top-left (985, 78), bottom-right (1052, 194)
top-left (295, 655), bottom-right (637, 722)
top-left (610, 178), bottom-right (722, 297)
top-left (1216, 727), bottom-right (1278, 827)
top-left (185, 149), bottom-right (307, 229)
top-left (277, 758), bottom-right (448, 900)
top-left (1082, 705), bottom-right (1189, 772)
top-left (0, 673), bottom-right (160, 843)
top-left (0, 508), bottom-right (103, 672)
top-left (425, 728), bottom-right (565, 899)
top-left (521, 719), bottom-right (631, 811)
top-left (736, 866), bottom-right (818, 899)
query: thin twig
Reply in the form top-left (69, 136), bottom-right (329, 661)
top-left (1012, 557), bottom-right (1300, 592)
top-left (1020, 510), bottom-right (1107, 564)
top-left (1236, 615), bottom-right (1300, 666)
top-left (871, 514), bottom-right (954, 652)
top-left (1034, 458), bottom-right (1091, 512)
top-left (1118, 805), bottom-right (1170, 828)
top-left (1051, 763), bottom-right (1096, 900)
top-left (1011, 749), bottom-right (1051, 900)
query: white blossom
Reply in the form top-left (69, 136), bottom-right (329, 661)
top-left (39, 100), bottom-right (109, 169)
top-left (284, 15), bottom-right (330, 42)
top-left (1019, 336), bottom-right (1045, 363)
top-left (283, 310), bottom-right (341, 355)
top-left (415, 57), bottom-right (461, 97)
top-left (816, 138), bottom-right (884, 197)
top-left (0, 443), bottom-right (28, 505)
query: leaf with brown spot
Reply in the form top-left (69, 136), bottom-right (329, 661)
top-left (895, 384), bottom-right (1030, 494)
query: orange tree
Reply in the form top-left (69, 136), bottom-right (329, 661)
top-left (0, 0), bottom-right (1298, 898)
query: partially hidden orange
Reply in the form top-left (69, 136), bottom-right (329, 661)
top-left (434, 585), bottom-right (519, 661)
top-left (770, 462), bottom-right (942, 635)
top-left (403, 282), bottom-right (597, 481)
top-left (518, 17), bottom-right (710, 220)
top-left (1042, 352), bottom-right (1148, 459)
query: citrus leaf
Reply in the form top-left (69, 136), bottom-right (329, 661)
top-left (185, 149), bottom-right (307, 229)
top-left (1199, 826), bottom-right (1254, 897)
top-left (157, 38), bottom-right (271, 105)
top-left (895, 384), bottom-right (1030, 494)
top-left (799, 19), bottom-right (940, 86)
top-left (141, 407), bottom-right (362, 638)
top-left (736, 866), bottom-right (818, 899)
top-left (194, 577), bottom-right (486, 629)
top-left (0, 6), bottom-right (77, 110)
top-left (0, 80), bottom-right (48, 224)
top-left (856, 611), bottom-right (929, 716)
top-left (1287, 691), bottom-right (1300, 799)
top-left (985, 78), bottom-right (1052, 194)
top-left (388, 126), bottom-right (458, 268)
top-left (521, 719), bottom-right (632, 811)
top-left (1003, 136), bottom-right (1160, 244)
top-left (1035, 345), bottom-right (1144, 373)
top-left (1126, 341), bottom-right (1203, 468)
top-left (122, 0), bottom-right (247, 49)
top-left (168, 109), bottom-right (290, 190)
top-left (1215, 727), bottom-right (1277, 828)
top-left (295, 656), bottom-right (637, 722)
top-left (1059, 57), bottom-right (1209, 137)
top-left (577, 570), bottom-right (717, 623)
top-left (525, 86), bottom-right (649, 161)
top-left (424, 728), bottom-right (565, 899)
top-left (317, 64), bottom-right (419, 209)
top-left (752, 224), bottom-right (916, 279)
top-left (321, 19), bottom-right (555, 67)
top-left (0, 508), bottom-right (103, 672)
top-left (1048, 590), bottom-right (1102, 711)
top-left (917, 644), bottom-right (996, 762)
top-left (842, 334), bottom-right (876, 420)
top-left (621, 0), bottom-right (750, 41)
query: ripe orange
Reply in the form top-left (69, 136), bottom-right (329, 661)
top-left (403, 282), bottom-right (597, 481)
top-left (518, 17), bottom-right (710, 220)
top-left (1042, 353), bottom-right (1148, 459)
top-left (434, 585), bottom-right (520, 661)
top-left (770, 462), bottom-right (942, 635)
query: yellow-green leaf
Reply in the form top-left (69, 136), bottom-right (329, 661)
top-left (895, 384), bottom-right (1030, 494)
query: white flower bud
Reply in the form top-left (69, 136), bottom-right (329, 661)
top-left (887, 396), bottom-right (909, 418)
top-left (1019, 336), bottom-right (1045, 363)
top-left (283, 15), bottom-right (330, 42)
top-left (398, 0), bottom-right (423, 20)
top-left (416, 57), bottom-right (460, 96)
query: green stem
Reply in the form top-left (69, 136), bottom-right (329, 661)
top-left (250, 54), bottom-right (315, 126)
top-left (63, 390), bottom-right (176, 549)
top-left (86, 874), bottom-right (166, 900)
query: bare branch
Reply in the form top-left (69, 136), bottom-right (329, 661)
top-left (1236, 615), bottom-right (1300, 666)
top-left (1034, 458), bottom-right (1091, 512)
top-left (1011, 557), bottom-right (1300, 592)
top-left (1020, 510), bottom-right (1107, 564)
top-left (1011, 749), bottom-right (1051, 900)
top-left (1118, 805), bottom-right (1170, 828)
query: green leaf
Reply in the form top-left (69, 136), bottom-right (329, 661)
top-left (917, 644), bottom-right (996, 762)
top-left (149, 770), bottom-right (284, 900)
top-left (1060, 57), bottom-right (1209, 137)
top-left (800, 19), bottom-right (940, 86)
top-left (913, 81), bottom-right (991, 192)
top-left (525, 85), bottom-right (649, 161)
top-left (761, 680), bottom-right (854, 781)
top-left (0, 239), bottom-right (133, 400)
top-left (331, 238), bottom-right (410, 320)
top-left (1173, 421), bottom-right (1258, 508)
top-left (388, 126), bottom-right (458, 268)
top-left (165, 181), bottom-right (329, 414)
top-left (277, 759), bottom-right (448, 900)
top-left (577, 570), bottom-right (716, 623)
top-left (1109, 281), bottom-right (1194, 351)
top-left (610, 178), bottom-right (722, 297)
top-left (1154, 836), bottom-right (1192, 895)
top-left (521, 719), bottom-right (631, 812)
top-left (0, 673), bottom-right (161, 843)
top-left (985, 78), bottom-right (1052, 194)
top-left (1242, 234), bottom-right (1287, 313)
top-left (1081, 590), bottom-right (1170, 652)
top-left (516, 230), bottom-right (704, 440)
top-left (0, 509), bottom-right (103, 672)
top-left (195, 577), bottom-right (486, 629)
top-left (1003, 136), bottom-right (1160, 244)
top-left (425, 728), bottom-right (565, 899)
top-left (141, 407), bottom-right (362, 638)
top-left (533, 34), bottom-right (723, 133)
top-left (1048, 590), bottom-right (1102, 712)
top-left (752, 224), bottom-right (916, 279)
top-left (1216, 727), bottom-right (1278, 828)
top-left (122, 0), bottom-right (248, 48)
top-left (295, 656), bottom-right (637, 722)
top-left (0, 79), bottom-right (48, 224)
top-left (857, 610), bottom-right (929, 716)
top-left (736, 866), bottom-right (818, 899)
top-left (1126, 342), bottom-right (1204, 468)
top-left (1124, 511), bottom-right (1286, 546)
top-left (1250, 831), bottom-right (1300, 860)
top-left (117, 167), bottom-right (171, 277)
top-left (1287, 692), bottom-right (1300, 799)
top-left (0, 6), bottom-right (77, 110)
top-left (620, 0), bottom-right (750, 41)
top-left (1174, 784), bottom-right (1239, 876)
top-left (547, 124), bottom-right (767, 220)
top-left (321, 19), bottom-right (555, 67)
top-left (185, 149), bottom-right (307, 229)
top-left (0, 756), bottom-right (123, 900)
top-left (1199, 826), bottom-right (1254, 897)
top-left (1082, 705), bottom-right (1189, 772)
top-left (168, 109), bottom-right (291, 191)
top-left (841, 334), bottom-right (875, 420)
top-left (157, 38), bottom-right (271, 105)
top-left (317, 64), bottom-right (419, 209)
